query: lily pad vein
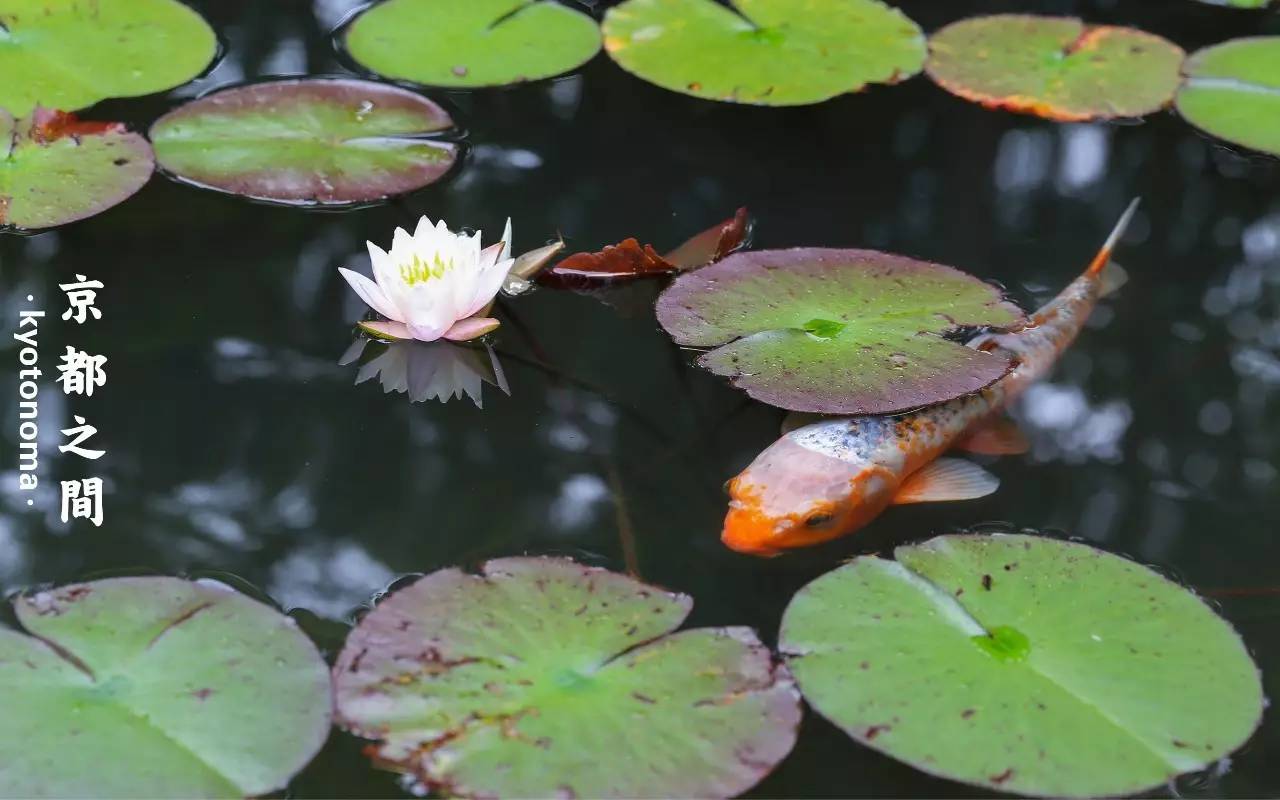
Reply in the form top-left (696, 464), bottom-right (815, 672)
top-left (21, 620), bottom-right (246, 795)
top-left (888, 554), bottom-right (1201, 773)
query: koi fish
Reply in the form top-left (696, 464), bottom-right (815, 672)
top-left (722, 200), bottom-right (1139, 556)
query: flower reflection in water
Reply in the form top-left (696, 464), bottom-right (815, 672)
top-left (340, 336), bottom-right (510, 408)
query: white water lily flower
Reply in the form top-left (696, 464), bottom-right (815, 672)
top-left (339, 216), bottom-right (513, 342)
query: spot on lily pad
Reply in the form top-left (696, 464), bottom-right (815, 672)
top-left (779, 534), bottom-right (1265, 797)
top-left (343, 0), bottom-right (602, 88)
top-left (1176, 36), bottom-right (1280, 158)
top-left (925, 15), bottom-right (1185, 121)
top-left (0, 0), bottom-right (217, 114)
top-left (801, 318), bottom-right (846, 340)
top-left (150, 78), bottom-right (458, 205)
top-left (0, 577), bottom-right (332, 798)
top-left (0, 109), bottom-right (154, 230)
top-left (333, 557), bottom-right (800, 798)
top-left (603, 0), bottom-right (925, 106)
top-left (655, 248), bottom-right (1024, 415)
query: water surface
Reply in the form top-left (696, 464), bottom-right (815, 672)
top-left (1, 1), bottom-right (1277, 796)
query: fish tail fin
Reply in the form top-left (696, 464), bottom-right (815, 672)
top-left (1086, 197), bottom-right (1140, 279)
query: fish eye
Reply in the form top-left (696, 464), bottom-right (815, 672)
top-left (804, 512), bottom-right (835, 529)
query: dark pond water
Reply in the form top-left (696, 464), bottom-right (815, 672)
top-left (1, 0), bottom-right (1278, 796)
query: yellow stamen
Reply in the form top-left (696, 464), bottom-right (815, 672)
top-left (400, 252), bottom-right (453, 286)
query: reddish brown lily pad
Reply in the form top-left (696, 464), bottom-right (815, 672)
top-left (149, 78), bottom-right (458, 205)
top-left (333, 557), bottom-right (800, 798)
top-left (0, 109), bottom-right (154, 230)
top-left (926, 15), bottom-right (1185, 121)
top-left (540, 208), bottom-right (751, 288)
top-left (656, 248), bottom-right (1023, 414)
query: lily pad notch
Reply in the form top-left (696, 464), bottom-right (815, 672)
top-left (779, 534), bottom-right (1265, 798)
top-left (0, 576), bottom-right (333, 798)
top-left (333, 557), bottom-right (801, 799)
top-left (1176, 37), bottom-right (1280, 158)
top-left (925, 15), bottom-right (1186, 121)
top-left (0, 109), bottom-right (155, 230)
top-left (342, 0), bottom-right (603, 88)
top-left (603, 0), bottom-right (926, 106)
top-left (149, 78), bottom-right (460, 205)
top-left (655, 248), bottom-right (1024, 415)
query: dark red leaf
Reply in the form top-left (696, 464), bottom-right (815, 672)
top-left (29, 108), bottom-right (126, 143)
top-left (539, 208), bottom-right (752, 289)
top-left (539, 238), bottom-right (676, 289)
top-left (664, 207), bottom-right (752, 269)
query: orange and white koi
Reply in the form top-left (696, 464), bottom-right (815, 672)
top-left (722, 200), bottom-right (1139, 556)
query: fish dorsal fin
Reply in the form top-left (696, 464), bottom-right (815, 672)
top-left (954, 417), bottom-right (1030, 456)
top-left (892, 458), bottom-right (999, 504)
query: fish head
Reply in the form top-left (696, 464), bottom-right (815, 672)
top-left (721, 436), bottom-right (896, 556)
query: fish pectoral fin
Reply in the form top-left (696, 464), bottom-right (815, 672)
top-left (892, 458), bottom-right (1000, 504)
top-left (1099, 261), bottom-right (1129, 298)
top-left (953, 417), bottom-right (1030, 456)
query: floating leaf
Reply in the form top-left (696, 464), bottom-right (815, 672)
top-left (541, 208), bottom-right (751, 288)
top-left (663, 207), bottom-right (752, 269)
top-left (502, 240), bottom-right (566, 296)
top-left (603, 0), bottom-right (925, 106)
top-left (779, 534), bottom-right (1265, 798)
top-left (0, 109), bottom-right (154, 230)
top-left (343, 0), bottom-right (601, 88)
top-left (150, 78), bottom-right (458, 205)
top-left (1176, 37), bottom-right (1280, 157)
top-left (542, 238), bottom-right (675, 287)
top-left (925, 15), bottom-right (1185, 121)
top-left (333, 557), bottom-right (801, 798)
top-left (0, 0), bottom-right (217, 115)
top-left (0, 577), bottom-right (332, 798)
top-left (655, 248), bottom-right (1023, 414)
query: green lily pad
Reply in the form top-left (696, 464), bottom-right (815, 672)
top-left (1194, 0), bottom-right (1270, 7)
top-left (925, 15), bottom-right (1185, 121)
top-left (333, 557), bottom-right (801, 798)
top-left (779, 534), bottom-right (1265, 798)
top-left (0, 0), bottom-right (217, 115)
top-left (654, 248), bottom-right (1023, 414)
top-left (602, 0), bottom-right (925, 106)
top-left (1176, 37), bottom-right (1280, 157)
top-left (150, 78), bottom-right (459, 205)
top-left (0, 577), bottom-right (332, 798)
top-left (1, 109), bottom-right (154, 230)
top-left (343, 0), bottom-right (602, 88)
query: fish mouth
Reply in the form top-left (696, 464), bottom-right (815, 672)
top-left (721, 506), bottom-right (786, 557)
top-left (724, 540), bottom-right (784, 558)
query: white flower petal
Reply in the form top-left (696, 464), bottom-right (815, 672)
top-left (339, 267), bottom-right (403, 322)
top-left (462, 257), bottom-right (514, 318)
top-left (478, 241), bottom-right (504, 271)
top-left (367, 241), bottom-right (409, 315)
top-left (392, 226), bottom-right (414, 256)
top-left (499, 218), bottom-right (512, 262)
top-left (408, 321), bottom-right (451, 342)
top-left (413, 215), bottom-right (434, 242)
